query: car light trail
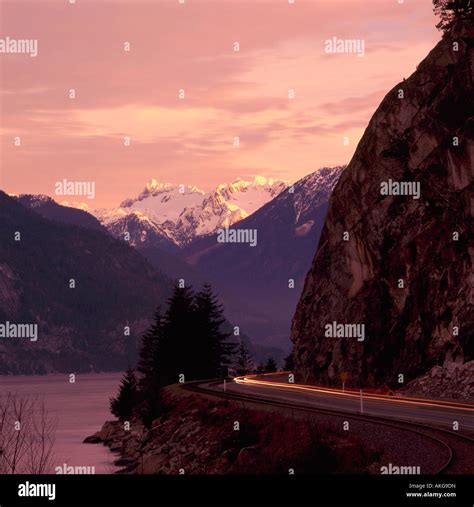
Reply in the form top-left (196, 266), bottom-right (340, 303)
top-left (233, 373), bottom-right (474, 412)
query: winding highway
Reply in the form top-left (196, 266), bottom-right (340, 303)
top-left (228, 373), bottom-right (474, 431)
top-left (184, 373), bottom-right (474, 474)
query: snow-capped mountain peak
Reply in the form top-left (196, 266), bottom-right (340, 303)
top-left (252, 175), bottom-right (272, 186)
top-left (93, 175), bottom-right (290, 247)
top-left (144, 179), bottom-right (172, 194)
top-left (120, 180), bottom-right (204, 209)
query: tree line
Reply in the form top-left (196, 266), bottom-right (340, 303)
top-left (110, 283), bottom-right (289, 425)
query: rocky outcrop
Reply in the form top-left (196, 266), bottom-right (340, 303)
top-left (401, 361), bottom-right (474, 401)
top-left (291, 22), bottom-right (474, 390)
top-left (85, 386), bottom-right (377, 474)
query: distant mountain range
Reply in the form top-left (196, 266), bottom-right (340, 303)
top-left (17, 194), bottom-right (105, 232)
top-left (89, 167), bottom-right (344, 351)
top-left (6, 166), bottom-right (344, 371)
top-left (94, 176), bottom-right (288, 249)
top-left (183, 167), bottom-right (345, 349)
top-left (0, 192), bottom-right (171, 374)
top-left (3, 192), bottom-right (279, 373)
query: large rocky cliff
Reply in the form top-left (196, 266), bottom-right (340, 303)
top-left (291, 22), bottom-right (474, 390)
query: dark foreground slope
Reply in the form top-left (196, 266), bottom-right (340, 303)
top-left (0, 192), bottom-right (171, 374)
top-left (291, 22), bottom-right (474, 388)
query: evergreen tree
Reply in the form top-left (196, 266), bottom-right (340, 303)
top-left (433, 0), bottom-right (474, 31)
top-left (109, 367), bottom-right (139, 420)
top-left (264, 357), bottom-right (278, 373)
top-left (136, 307), bottom-right (165, 424)
top-left (136, 307), bottom-right (163, 393)
top-left (256, 362), bottom-right (265, 374)
top-left (194, 284), bottom-right (234, 378)
top-left (283, 352), bottom-right (294, 372)
top-left (123, 282), bottom-right (238, 425)
top-left (235, 342), bottom-right (254, 376)
top-left (161, 283), bottom-right (197, 384)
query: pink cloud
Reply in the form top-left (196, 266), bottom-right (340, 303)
top-left (0, 0), bottom-right (440, 207)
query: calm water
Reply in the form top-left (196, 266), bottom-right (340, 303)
top-left (1, 372), bottom-right (123, 474)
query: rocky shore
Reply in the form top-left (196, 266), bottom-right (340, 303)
top-left (84, 385), bottom-right (378, 474)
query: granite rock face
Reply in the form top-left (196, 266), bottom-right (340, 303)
top-left (291, 22), bottom-right (474, 389)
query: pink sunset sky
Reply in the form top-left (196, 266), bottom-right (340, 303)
top-left (1, 0), bottom-right (440, 208)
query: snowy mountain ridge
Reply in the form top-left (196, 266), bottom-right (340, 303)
top-left (93, 176), bottom-right (290, 247)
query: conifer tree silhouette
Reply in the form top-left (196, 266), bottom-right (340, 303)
top-left (195, 284), bottom-right (234, 379)
top-left (235, 342), bottom-right (254, 376)
top-left (264, 357), bottom-right (278, 373)
top-left (161, 283), bottom-right (197, 384)
top-left (110, 367), bottom-right (139, 420)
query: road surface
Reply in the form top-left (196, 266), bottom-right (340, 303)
top-left (199, 374), bottom-right (474, 432)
